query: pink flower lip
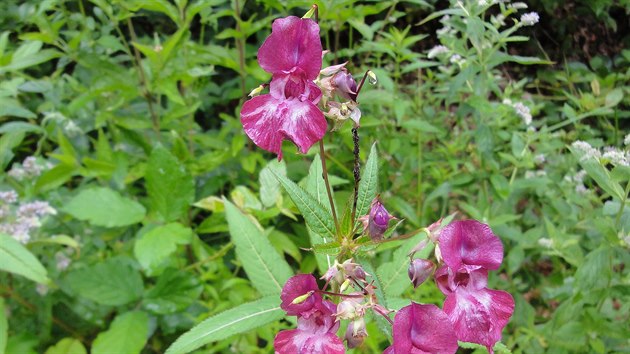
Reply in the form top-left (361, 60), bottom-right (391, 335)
top-left (390, 302), bottom-right (458, 354)
top-left (280, 274), bottom-right (322, 317)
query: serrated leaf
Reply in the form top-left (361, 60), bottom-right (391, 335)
top-left (91, 312), bottom-right (148, 354)
top-left (304, 154), bottom-right (333, 272)
top-left (0, 233), bottom-right (49, 284)
top-left (224, 200), bottom-right (292, 295)
top-left (356, 143), bottom-right (379, 219)
top-left (165, 296), bottom-right (283, 354)
top-left (274, 170), bottom-right (336, 240)
top-left (143, 269), bottom-right (202, 314)
top-left (134, 223), bottom-right (192, 273)
top-left (44, 338), bottom-right (86, 354)
top-left (146, 146), bottom-right (194, 222)
top-left (64, 257), bottom-right (143, 306)
top-left (63, 187), bottom-right (145, 227)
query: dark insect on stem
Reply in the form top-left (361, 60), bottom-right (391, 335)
top-left (351, 127), bottom-right (361, 224)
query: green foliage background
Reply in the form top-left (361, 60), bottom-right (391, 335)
top-left (1, 0), bottom-right (629, 353)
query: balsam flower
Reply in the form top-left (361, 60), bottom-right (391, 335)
top-left (358, 197), bottom-right (397, 240)
top-left (240, 16), bottom-right (327, 160)
top-left (280, 274), bottom-right (322, 317)
top-left (383, 302), bottom-right (458, 354)
top-left (274, 300), bottom-right (345, 354)
top-left (434, 220), bottom-right (514, 353)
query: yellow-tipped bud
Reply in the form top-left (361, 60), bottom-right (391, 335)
top-left (291, 291), bottom-right (314, 304)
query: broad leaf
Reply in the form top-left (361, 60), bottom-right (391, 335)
top-left (134, 223), bottom-right (192, 273)
top-left (63, 187), bottom-right (145, 227)
top-left (259, 159), bottom-right (286, 208)
top-left (146, 146), bottom-right (194, 222)
top-left (224, 200), bottom-right (292, 295)
top-left (273, 171), bottom-right (336, 240)
top-left (143, 269), bottom-right (202, 314)
top-left (0, 233), bottom-right (49, 284)
top-left (355, 143), bottom-right (378, 219)
top-left (44, 338), bottom-right (86, 354)
top-left (64, 257), bottom-right (144, 306)
top-left (91, 312), bottom-right (148, 354)
top-left (165, 296), bottom-right (283, 354)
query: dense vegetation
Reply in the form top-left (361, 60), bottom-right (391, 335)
top-left (1, 0), bottom-right (629, 353)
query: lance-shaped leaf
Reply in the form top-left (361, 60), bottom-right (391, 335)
top-left (355, 143), bottom-right (378, 220)
top-left (273, 170), bottom-right (336, 240)
top-left (304, 154), bottom-right (333, 272)
top-left (165, 296), bottom-right (284, 354)
top-left (224, 200), bottom-right (292, 295)
top-left (0, 233), bottom-right (49, 284)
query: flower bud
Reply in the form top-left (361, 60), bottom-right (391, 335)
top-left (408, 258), bottom-right (436, 288)
top-left (248, 84), bottom-right (265, 97)
top-left (339, 278), bottom-right (351, 293)
top-left (332, 70), bottom-right (358, 101)
top-left (335, 299), bottom-right (360, 320)
top-left (345, 318), bottom-right (368, 348)
top-left (367, 70), bottom-right (377, 85)
top-left (359, 197), bottom-right (396, 240)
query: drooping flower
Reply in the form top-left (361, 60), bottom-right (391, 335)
top-left (383, 302), bottom-right (458, 354)
top-left (274, 300), bottom-right (345, 354)
top-left (358, 197), bottom-right (397, 240)
top-left (408, 258), bottom-right (436, 288)
top-left (240, 16), bottom-right (327, 160)
top-left (435, 220), bottom-right (514, 353)
top-left (280, 274), bottom-right (323, 317)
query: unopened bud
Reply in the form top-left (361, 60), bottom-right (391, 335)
top-left (345, 318), bottom-right (368, 348)
top-left (359, 197), bottom-right (397, 241)
top-left (291, 291), bottom-right (314, 304)
top-left (408, 259), bottom-right (436, 288)
top-left (302, 5), bottom-right (317, 19)
top-left (332, 70), bottom-right (358, 101)
top-left (335, 299), bottom-right (360, 320)
top-left (248, 84), bottom-right (265, 97)
top-left (367, 70), bottom-right (377, 85)
top-left (340, 279), bottom-right (351, 293)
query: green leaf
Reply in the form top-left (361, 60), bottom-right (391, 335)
top-left (35, 164), bottom-right (76, 193)
top-left (0, 298), bottom-right (7, 354)
top-left (44, 338), bottom-right (87, 354)
top-left (224, 200), bottom-right (292, 295)
top-left (134, 223), bottom-right (192, 273)
top-left (304, 154), bottom-right (333, 272)
top-left (91, 311), bottom-right (149, 354)
top-left (165, 296), bottom-right (284, 354)
top-left (356, 143), bottom-right (379, 219)
top-left (0, 233), bottom-right (49, 284)
top-left (575, 246), bottom-right (613, 292)
top-left (357, 257), bottom-right (392, 338)
top-left (63, 187), bottom-right (146, 227)
top-left (377, 232), bottom-right (433, 297)
top-left (273, 170), bottom-right (336, 240)
top-left (146, 146), bottom-right (194, 222)
top-left (570, 148), bottom-right (625, 201)
top-left (143, 269), bottom-right (202, 314)
top-left (458, 341), bottom-right (512, 353)
top-left (259, 159), bottom-right (286, 208)
top-left (64, 257), bottom-right (144, 306)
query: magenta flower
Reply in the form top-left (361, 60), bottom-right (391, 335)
top-left (240, 16), bottom-right (327, 160)
top-left (274, 300), bottom-right (345, 354)
top-left (280, 274), bottom-right (322, 317)
top-left (435, 220), bottom-right (515, 353)
top-left (383, 302), bottom-right (458, 354)
top-left (408, 258), bottom-right (436, 288)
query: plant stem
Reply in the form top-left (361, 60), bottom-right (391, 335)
top-left (351, 127), bottom-right (361, 224)
top-left (354, 70), bottom-right (371, 103)
top-left (615, 180), bottom-right (630, 226)
top-left (126, 18), bottom-right (160, 138)
top-left (234, 0), bottom-right (247, 97)
top-left (319, 140), bottom-right (340, 235)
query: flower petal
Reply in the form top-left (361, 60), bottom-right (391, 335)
top-left (280, 274), bottom-right (322, 316)
top-left (258, 16), bottom-right (322, 80)
top-left (435, 265), bottom-right (488, 295)
top-left (241, 94), bottom-right (327, 159)
top-left (302, 333), bottom-right (345, 354)
top-left (443, 287), bottom-right (515, 353)
top-left (392, 302), bottom-right (458, 354)
top-left (274, 329), bottom-right (304, 354)
top-left (439, 220), bottom-right (503, 270)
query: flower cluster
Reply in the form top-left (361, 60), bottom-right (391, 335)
top-left (7, 156), bottom-right (50, 181)
top-left (0, 190), bottom-right (56, 243)
top-left (571, 140), bottom-right (629, 167)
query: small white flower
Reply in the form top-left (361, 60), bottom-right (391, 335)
top-left (8, 167), bottom-right (26, 181)
top-left (520, 12), bottom-right (540, 26)
top-left (502, 98), bottom-right (513, 105)
top-left (36, 284), bottom-right (49, 296)
top-left (602, 147), bottom-right (629, 167)
top-left (571, 141), bottom-right (601, 161)
top-left (538, 238), bottom-right (553, 248)
top-left (536, 170), bottom-right (547, 177)
top-left (0, 190), bottom-right (18, 204)
top-left (534, 154), bottom-right (546, 164)
top-left (56, 252), bottom-right (72, 271)
top-left (624, 134), bottom-right (630, 146)
top-left (575, 184), bottom-right (588, 194)
top-left (512, 102), bottom-right (532, 125)
top-left (427, 45), bottom-right (449, 58)
top-left (509, 2), bottom-right (528, 10)
top-left (573, 170), bottom-right (587, 183)
top-left (525, 171), bottom-right (536, 179)
top-left (449, 54), bottom-right (465, 65)
top-left (478, 0), bottom-right (488, 6)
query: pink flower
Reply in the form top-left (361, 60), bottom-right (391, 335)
top-left (280, 274), bottom-right (322, 317)
top-left (241, 16), bottom-right (327, 160)
top-left (384, 302), bottom-right (458, 354)
top-left (435, 220), bottom-right (515, 353)
top-left (274, 300), bottom-right (345, 354)
top-left (408, 258), bottom-right (436, 288)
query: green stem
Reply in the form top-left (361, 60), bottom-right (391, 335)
top-left (319, 140), bottom-right (341, 235)
top-left (615, 180), bottom-right (630, 226)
